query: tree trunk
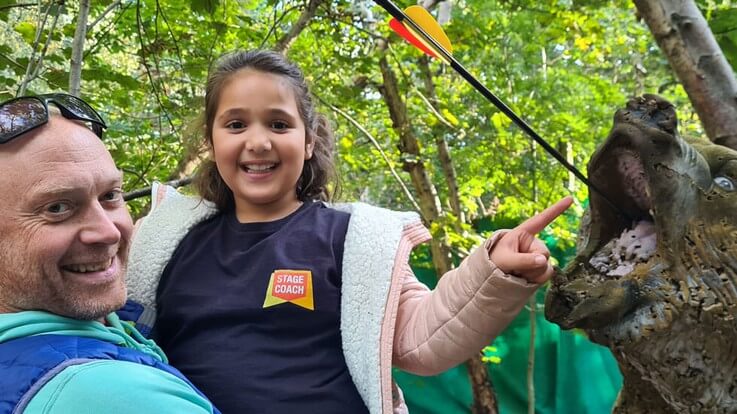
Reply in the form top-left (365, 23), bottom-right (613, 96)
top-left (69, 0), bottom-right (90, 97)
top-left (633, 0), bottom-right (737, 150)
top-left (377, 47), bottom-right (452, 277)
top-left (378, 40), bottom-right (498, 414)
top-left (417, 56), bottom-right (465, 230)
top-left (468, 357), bottom-right (499, 414)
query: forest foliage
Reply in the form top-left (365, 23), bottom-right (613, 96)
top-left (3, 1), bottom-right (737, 412)
top-left (1, 0), bottom-right (736, 268)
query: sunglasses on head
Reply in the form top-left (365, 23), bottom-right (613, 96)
top-left (0, 93), bottom-right (107, 144)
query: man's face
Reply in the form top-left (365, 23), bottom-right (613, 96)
top-left (0, 116), bottom-right (132, 320)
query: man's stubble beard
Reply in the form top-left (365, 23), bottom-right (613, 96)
top-left (0, 246), bottom-right (129, 321)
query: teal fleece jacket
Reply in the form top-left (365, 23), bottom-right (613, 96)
top-left (0, 311), bottom-right (215, 414)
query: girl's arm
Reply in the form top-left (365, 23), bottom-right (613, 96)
top-left (391, 233), bottom-right (538, 375)
top-left (392, 197), bottom-right (572, 375)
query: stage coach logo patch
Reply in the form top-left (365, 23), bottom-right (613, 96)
top-left (262, 269), bottom-right (314, 310)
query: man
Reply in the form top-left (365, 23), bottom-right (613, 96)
top-left (0, 94), bottom-right (219, 414)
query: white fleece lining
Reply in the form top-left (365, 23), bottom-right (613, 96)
top-left (332, 202), bottom-right (422, 414)
top-left (381, 221), bottom-right (430, 412)
top-left (126, 183), bottom-right (217, 311)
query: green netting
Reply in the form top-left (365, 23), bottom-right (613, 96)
top-left (394, 288), bottom-right (623, 413)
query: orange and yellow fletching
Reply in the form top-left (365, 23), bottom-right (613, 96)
top-left (389, 5), bottom-right (452, 60)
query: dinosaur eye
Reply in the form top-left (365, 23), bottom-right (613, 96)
top-left (713, 176), bottom-right (735, 191)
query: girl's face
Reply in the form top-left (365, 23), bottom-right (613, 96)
top-left (211, 69), bottom-right (313, 222)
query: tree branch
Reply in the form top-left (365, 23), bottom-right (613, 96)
top-left (18, 2), bottom-right (52, 95)
top-left (318, 97), bottom-right (422, 213)
top-left (0, 3), bottom-right (36, 11)
top-left (157, 0), bottom-right (194, 97)
top-left (527, 140), bottom-right (539, 414)
top-left (135, 0), bottom-right (175, 132)
top-left (259, 4), bottom-right (300, 49)
top-left (26, 3), bottom-right (61, 87)
top-left (83, 1), bottom-right (132, 60)
top-left (69, 0), bottom-right (91, 97)
top-left (273, 0), bottom-right (325, 53)
top-left (124, 176), bottom-right (193, 201)
top-left (87, 0), bottom-right (122, 32)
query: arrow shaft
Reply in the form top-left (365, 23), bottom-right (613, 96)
top-left (374, 0), bottom-right (406, 21)
top-left (448, 60), bottom-right (592, 194)
top-left (374, 0), bottom-right (630, 221)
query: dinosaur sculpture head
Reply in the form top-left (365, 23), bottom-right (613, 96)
top-left (545, 94), bottom-right (737, 412)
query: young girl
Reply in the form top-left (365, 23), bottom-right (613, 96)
top-left (125, 50), bottom-right (572, 414)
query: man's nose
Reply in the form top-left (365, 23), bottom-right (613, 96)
top-left (79, 203), bottom-right (122, 245)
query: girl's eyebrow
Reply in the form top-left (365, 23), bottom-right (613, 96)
top-left (266, 108), bottom-right (298, 119)
top-left (216, 108), bottom-right (248, 121)
top-left (216, 107), bottom-right (298, 121)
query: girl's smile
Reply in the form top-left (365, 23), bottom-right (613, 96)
top-left (240, 161), bottom-right (278, 174)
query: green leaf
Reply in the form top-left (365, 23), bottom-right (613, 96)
top-left (708, 8), bottom-right (737, 34)
top-left (14, 21), bottom-right (36, 43)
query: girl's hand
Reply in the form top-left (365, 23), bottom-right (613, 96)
top-left (489, 196), bottom-right (573, 284)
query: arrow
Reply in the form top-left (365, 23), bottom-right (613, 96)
top-left (389, 6), bottom-right (451, 60)
top-left (374, 0), bottom-right (631, 222)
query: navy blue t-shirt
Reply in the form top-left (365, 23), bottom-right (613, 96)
top-left (153, 202), bottom-right (369, 414)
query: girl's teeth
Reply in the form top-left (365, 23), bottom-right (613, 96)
top-left (246, 164), bottom-right (275, 172)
